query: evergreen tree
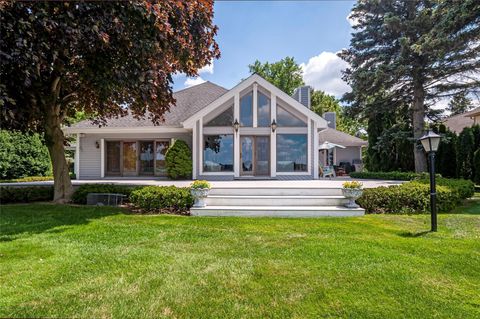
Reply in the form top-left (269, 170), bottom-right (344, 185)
top-left (340, 0), bottom-right (480, 173)
top-left (447, 92), bottom-right (473, 116)
top-left (457, 127), bottom-right (475, 180)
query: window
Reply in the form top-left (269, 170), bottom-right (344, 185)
top-left (257, 92), bottom-right (270, 127)
top-left (203, 134), bottom-right (234, 172)
top-left (106, 141), bottom-right (121, 175)
top-left (240, 92), bottom-right (253, 126)
top-left (276, 105), bottom-right (307, 127)
top-left (205, 105), bottom-right (234, 126)
top-left (276, 134), bottom-right (308, 172)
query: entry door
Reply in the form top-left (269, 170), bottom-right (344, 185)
top-left (123, 141), bottom-right (137, 176)
top-left (154, 141), bottom-right (170, 176)
top-left (241, 136), bottom-right (270, 176)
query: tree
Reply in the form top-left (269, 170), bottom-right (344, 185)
top-left (0, 130), bottom-right (51, 179)
top-left (340, 0), bottom-right (480, 172)
top-left (447, 92), bottom-right (474, 115)
top-left (456, 127), bottom-right (475, 180)
top-left (248, 57), bottom-right (304, 95)
top-left (165, 140), bottom-right (192, 180)
top-left (310, 90), bottom-right (341, 116)
top-left (1, 1), bottom-right (219, 202)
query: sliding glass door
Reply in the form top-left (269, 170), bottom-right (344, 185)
top-left (241, 136), bottom-right (270, 176)
top-left (122, 142), bottom-right (137, 176)
top-left (139, 141), bottom-right (154, 175)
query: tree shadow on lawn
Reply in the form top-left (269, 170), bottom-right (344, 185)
top-left (0, 203), bottom-right (125, 241)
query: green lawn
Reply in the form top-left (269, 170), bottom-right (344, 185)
top-left (1, 197), bottom-right (479, 319)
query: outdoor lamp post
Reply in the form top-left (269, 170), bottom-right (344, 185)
top-left (419, 130), bottom-right (441, 232)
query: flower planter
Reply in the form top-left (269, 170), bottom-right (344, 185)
top-left (191, 188), bottom-right (210, 208)
top-left (342, 188), bottom-right (363, 208)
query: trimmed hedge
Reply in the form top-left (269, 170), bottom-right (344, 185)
top-left (350, 171), bottom-right (437, 181)
top-left (357, 178), bottom-right (474, 214)
top-left (72, 184), bottom-right (135, 204)
top-left (0, 186), bottom-right (53, 203)
top-left (415, 178), bottom-right (474, 200)
top-left (129, 186), bottom-right (193, 214)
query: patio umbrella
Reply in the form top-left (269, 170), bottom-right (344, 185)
top-left (319, 141), bottom-right (346, 150)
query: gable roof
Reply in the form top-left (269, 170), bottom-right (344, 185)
top-left (182, 74), bottom-right (328, 128)
top-left (66, 81), bottom-right (227, 131)
top-left (318, 128), bottom-right (367, 147)
top-left (443, 107), bottom-right (479, 133)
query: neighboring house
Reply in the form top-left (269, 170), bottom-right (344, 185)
top-left (443, 107), bottom-right (480, 133)
top-left (318, 127), bottom-right (367, 166)
top-left (64, 74), bottom-right (365, 180)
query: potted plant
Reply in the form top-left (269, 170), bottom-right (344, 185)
top-left (342, 181), bottom-right (363, 208)
top-left (190, 180), bottom-right (211, 208)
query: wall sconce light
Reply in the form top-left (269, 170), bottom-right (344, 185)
top-left (271, 119), bottom-right (277, 133)
top-left (95, 141), bottom-right (100, 149)
top-left (233, 119), bottom-right (240, 132)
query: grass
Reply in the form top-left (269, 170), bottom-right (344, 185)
top-left (0, 173), bottom-right (76, 183)
top-left (1, 197), bottom-right (479, 318)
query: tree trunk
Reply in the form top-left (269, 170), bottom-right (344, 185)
top-left (45, 106), bottom-right (73, 203)
top-left (412, 84), bottom-right (427, 172)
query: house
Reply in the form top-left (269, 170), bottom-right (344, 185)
top-left (64, 74), bottom-right (366, 180)
top-left (444, 107), bottom-right (480, 134)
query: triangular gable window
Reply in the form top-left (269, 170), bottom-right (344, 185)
top-left (276, 105), bottom-right (307, 127)
top-left (205, 105), bottom-right (234, 127)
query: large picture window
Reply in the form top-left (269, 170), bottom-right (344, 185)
top-left (240, 92), bottom-right (253, 126)
top-left (203, 134), bottom-right (234, 172)
top-left (277, 105), bottom-right (307, 127)
top-left (257, 92), bottom-right (270, 127)
top-left (276, 134), bottom-right (308, 172)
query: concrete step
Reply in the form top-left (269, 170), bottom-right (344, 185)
top-left (190, 205), bottom-right (365, 217)
top-left (209, 187), bottom-right (343, 196)
top-left (206, 195), bottom-right (348, 206)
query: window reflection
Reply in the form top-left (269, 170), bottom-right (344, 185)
top-left (240, 92), bottom-right (253, 126)
top-left (203, 134), bottom-right (234, 172)
top-left (277, 105), bottom-right (307, 127)
top-left (257, 92), bottom-right (270, 127)
top-left (276, 134), bottom-right (308, 172)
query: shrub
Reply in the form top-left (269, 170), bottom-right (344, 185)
top-left (191, 180), bottom-right (211, 189)
top-left (129, 186), bottom-right (193, 214)
top-left (357, 183), bottom-right (458, 214)
top-left (72, 184), bottom-right (135, 204)
top-left (0, 186), bottom-right (53, 203)
top-left (349, 171), bottom-right (435, 181)
top-left (357, 178), bottom-right (473, 214)
top-left (165, 140), bottom-right (192, 179)
top-left (415, 178), bottom-right (475, 200)
top-left (474, 149), bottom-right (480, 184)
top-left (0, 130), bottom-right (51, 179)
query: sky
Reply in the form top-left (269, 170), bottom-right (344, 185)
top-left (173, 0), bottom-right (356, 98)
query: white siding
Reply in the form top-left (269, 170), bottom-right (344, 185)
top-left (335, 147), bottom-right (362, 165)
top-left (78, 133), bottom-right (192, 179)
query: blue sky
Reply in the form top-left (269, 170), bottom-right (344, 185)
top-left (173, 0), bottom-right (356, 97)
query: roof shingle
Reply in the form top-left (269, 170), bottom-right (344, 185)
top-left (70, 81), bottom-right (228, 128)
top-left (318, 128), bottom-right (367, 147)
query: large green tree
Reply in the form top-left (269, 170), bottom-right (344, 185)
top-left (340, 0), bottom-right (480, 172)
top-left (248, 57), bottom-right (304, 95)
top-left (0, 1), bottom-right (219, 201)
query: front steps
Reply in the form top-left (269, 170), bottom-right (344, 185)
top-left (190, 187), bottom-right (365, 217)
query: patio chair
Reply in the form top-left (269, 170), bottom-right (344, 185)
top-left (320, 165), bottom-right (336, 179)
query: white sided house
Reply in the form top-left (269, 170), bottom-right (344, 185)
top-left (65, 74), bottom-right (366, 181)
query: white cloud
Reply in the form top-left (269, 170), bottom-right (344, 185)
top-left (184, 76), bottom-right (206, 87)
top-left (198, 60), bottom-right (214, 74)
top-left (300, 51), bottom-right (351, 97)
